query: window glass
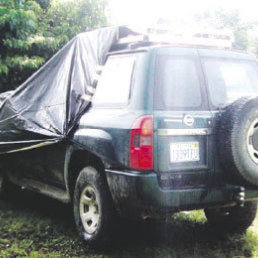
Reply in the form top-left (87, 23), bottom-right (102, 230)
top-left (93, 55), bottom-right (135, 106)
top-left (155, 57), bottom-right (202, 109)
top-left (203, 59), bottom-right (258, 107)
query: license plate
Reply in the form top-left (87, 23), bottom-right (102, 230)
top-left (170, 142), bottom-right (200, 163)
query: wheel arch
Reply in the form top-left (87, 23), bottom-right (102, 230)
top-left (65, 148), bottom-right (107, 200)
top-left (65, 128), bottom-right (120, 199)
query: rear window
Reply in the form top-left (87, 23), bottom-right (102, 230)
top-left (155, 56), bottom-right (202, 109)
top-left (92, 54), bottom-right (135, 106)
top-left (202, 58), bottom-right (258, 107)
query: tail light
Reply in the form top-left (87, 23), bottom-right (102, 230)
top-left (130, 115), bottom-right (153, 170)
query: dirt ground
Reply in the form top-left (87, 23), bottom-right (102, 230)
top-left (0, 186), bottom-right (257, 257)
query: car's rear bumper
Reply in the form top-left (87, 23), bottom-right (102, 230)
top-left (105, 169), bottom-right (258, 218)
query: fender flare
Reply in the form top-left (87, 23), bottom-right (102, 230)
top-left (64, 128), bottom-right (118, 195)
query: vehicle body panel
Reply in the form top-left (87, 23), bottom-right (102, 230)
top-left (1, 45), bottom-right (258, 218)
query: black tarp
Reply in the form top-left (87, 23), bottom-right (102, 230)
top-left (0, 26), bottom-right (135, 153)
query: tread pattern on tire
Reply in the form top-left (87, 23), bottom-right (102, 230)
top-left (218, 97), bottom-right (258, 186)
top-left (73, 166), bottom-right (115, 246)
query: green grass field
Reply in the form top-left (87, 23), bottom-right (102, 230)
top-left (0, 187), bottom-right (257, 258)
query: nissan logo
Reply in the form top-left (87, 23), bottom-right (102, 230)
top-left (183, 115), bottom-right (194, 126)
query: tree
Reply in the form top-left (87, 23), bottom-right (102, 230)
top-left (35, 0), bottom-right (50, 9)
top-left (0, 0), bottom-right (107, 92)
top-left (0, 0), bottom-right (44, 91)
top-left (43, 0), bottom-right (107, 38)
top-left (194, 8), bottom-right (251, 51)
top-left (214, 9), bottom-right (251, 50)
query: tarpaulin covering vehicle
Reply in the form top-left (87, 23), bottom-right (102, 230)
top-left (0, 26), bottom-right (134, 154)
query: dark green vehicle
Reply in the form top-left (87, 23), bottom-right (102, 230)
top-left (1, 40), bottom-right (258, 245)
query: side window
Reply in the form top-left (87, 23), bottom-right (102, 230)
top-left (92, 54), bottom-right (135, 106)
top-left (155, 56), bottom-right (202, 109)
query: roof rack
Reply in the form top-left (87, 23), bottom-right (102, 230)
top-left (111, 27), bottom-right (234, 52)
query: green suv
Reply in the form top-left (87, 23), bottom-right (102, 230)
top-left (1, 42), bottom-right (258, 246)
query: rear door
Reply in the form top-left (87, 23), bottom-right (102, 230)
top-left (153, 47), bottom-right (213, 189)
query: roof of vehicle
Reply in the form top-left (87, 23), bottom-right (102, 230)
top-left (108, 32), bottom-right (258, 60)
top-left (109, 40), bottom-right (256, 61)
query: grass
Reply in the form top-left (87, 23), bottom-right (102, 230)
top-left (0, 187), bottom-right (257, 257)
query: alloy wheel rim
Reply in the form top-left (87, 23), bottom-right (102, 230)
top-left (247, 118), bottom-right (258, 164)
top-left (79, 185), bottom-right (100, 234)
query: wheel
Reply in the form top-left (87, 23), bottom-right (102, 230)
top-left (218, 97), bottom-right (258, 186)
top-left (204, 202), bottom-right (257, 233)
top-left (73, 166), bottom-right (115, 246)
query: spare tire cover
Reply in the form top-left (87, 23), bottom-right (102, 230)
top-left (218, 97), bottom-right (258, 187)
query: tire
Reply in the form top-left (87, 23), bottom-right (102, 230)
top-left (204, 202), bottom-right (257, 233)
top-left (73, 166), bottom-right (115, 246)
top-left (218, 97), bottom-right (258, 186)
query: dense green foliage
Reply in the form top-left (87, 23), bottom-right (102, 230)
top-left (0, 0), bottom-right (107, 92)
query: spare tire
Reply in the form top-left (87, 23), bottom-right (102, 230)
top-left (218, 97), bottom-right (258, 187)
